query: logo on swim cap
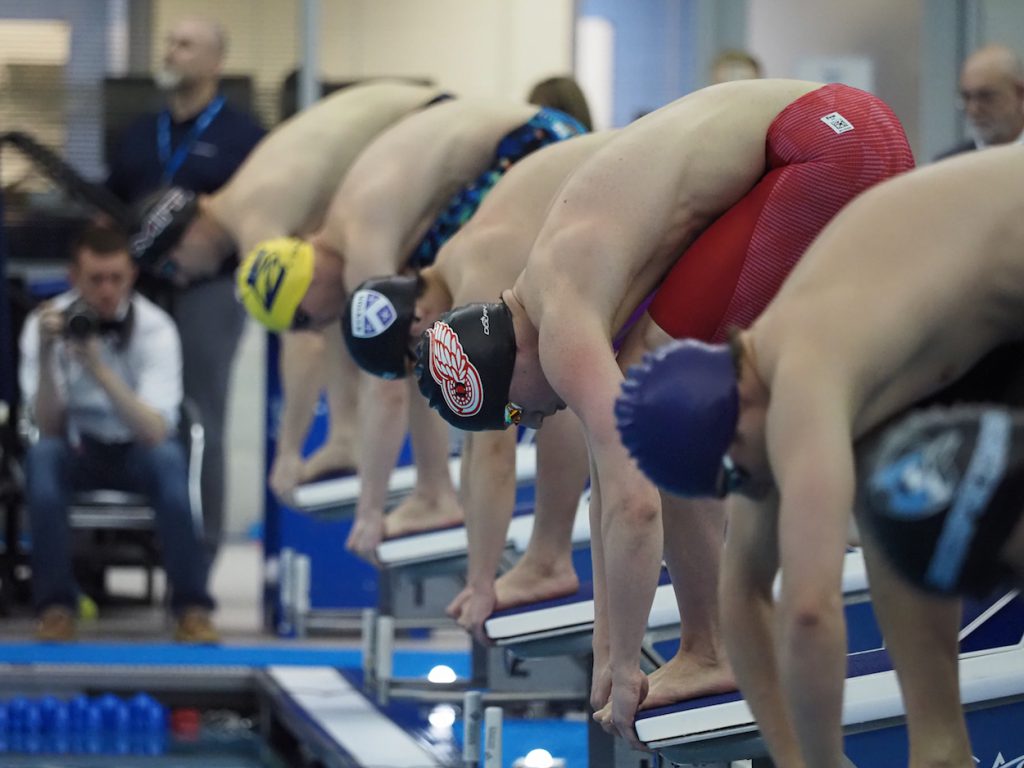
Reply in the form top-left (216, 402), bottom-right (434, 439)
top-left (130, 188), bottom-right (193, 257)
top-left (129, 187), bottom-right (199, 274)
top-left (246, 249), bottom-right (287, 311)
top-left (427, 321), bottom-right (483, 417)
top-left (870, 429), bottom-right (961, 520)
top-left (350, 289), bottom-right (397, 339)
top-left (235, 238), bottom-right (314, 332)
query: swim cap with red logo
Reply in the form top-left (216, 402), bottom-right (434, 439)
top-left (616, 340), bottom-right (740, 497)
top-left (414, 302), bottom-right (516, 431)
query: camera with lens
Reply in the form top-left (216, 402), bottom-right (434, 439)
top-left (62, 299), bottom-right (101, 340)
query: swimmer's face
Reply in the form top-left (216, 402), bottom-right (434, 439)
top-left (725, 383), bottom-right (772, 498)
top-left (508, 346), bottom-right (564, 429)
top-left (408, 271), bottom-right (451, 351)
top-left (293, 249), bottom-right (345, 331)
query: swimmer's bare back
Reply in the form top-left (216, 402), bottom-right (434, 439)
top-left (518, 78), bottom-right (822, 334)
top-left (208, 81), bottom-right (445, 253)
top-left (752, 144), bottom-right (1024, 437)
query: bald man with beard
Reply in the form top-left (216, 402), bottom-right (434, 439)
top-left (936, 44), bottom-right (1024, 159)
top-left (107, 15), bottom-right (267, 555)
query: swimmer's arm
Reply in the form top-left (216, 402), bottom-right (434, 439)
top-left (269, 331), bottom-right (326, 500)
top-left (169, 248), bottom-right (221, 282)
top-left (539, 300), bottom-right (661, 739)
top-left (857, 530), bottom-right (970, 764)
top-left (767, 377), bottom-right (854, 766)
top-left (319, 168), bottom-right (419, 287)
top-left (587, 450), bottom-right (612, 706)
top-left (531, 407), bottom-right (589, 559)
top-left (721, 492), bottom-right (805, 767)
top-left (351, 374), bottom-right (410, 558)
top-left (458, 429), bottom-right (518, 637)
top-left (339, 215), bottom-right (410, 291)
top-left (320, 331), bottom-right (362, 461)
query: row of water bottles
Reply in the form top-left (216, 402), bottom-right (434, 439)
top-left (0, 692), bottom-right (168, 755)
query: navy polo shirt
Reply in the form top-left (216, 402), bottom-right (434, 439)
top-left (106, 99), bottom-right (265, 203)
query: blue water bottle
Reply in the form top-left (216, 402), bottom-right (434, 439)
top-left (68, 694), bottom-right (90, 732)
top-left (7, 696), bottom-right (28, 732)
top-left (0, 701), bottom-right (9, 752)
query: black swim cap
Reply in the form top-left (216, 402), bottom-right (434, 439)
top-left (414, 302), bottom-right (516, 431)
top-left (129, 187), bottom-right (199, 274)
top-left (861, 405), bottom-right (1023, 598)
top-left (342, 275), bottom-right (420, 379)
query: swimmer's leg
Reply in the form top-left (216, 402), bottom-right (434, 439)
top-left (495, 407), bottom-right (589, 608)
top-left (859, 529), bottom-right (970, 768)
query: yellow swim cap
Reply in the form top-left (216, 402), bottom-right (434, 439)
top-left (236, 237), bottom-right (314, 331)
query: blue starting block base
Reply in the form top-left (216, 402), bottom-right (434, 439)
top-left (640, 590), bottom-right (1024, 767)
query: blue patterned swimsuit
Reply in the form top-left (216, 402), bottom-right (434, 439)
top-left (408, 107), bottom-right (587, 268)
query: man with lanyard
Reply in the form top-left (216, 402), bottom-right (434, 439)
top-left (106, 16), bottom-right (264, 560)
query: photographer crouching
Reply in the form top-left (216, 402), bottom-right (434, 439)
top-left (18, 224), bottom-right (217, 643)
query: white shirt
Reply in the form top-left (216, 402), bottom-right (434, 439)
top-left (19, 290), bottom-right (182, 443)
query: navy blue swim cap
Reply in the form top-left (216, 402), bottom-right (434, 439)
top-left (616, 340), bottom-right (740, 497)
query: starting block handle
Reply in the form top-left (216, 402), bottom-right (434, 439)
top-left (463, 690), bottom-right (482, 766)
top-left (375, 614), bottom-right (394, 705)
top-left (483, 706), bottom-right (502, 768)
top-left (360, 608), bottom-right (378, 686)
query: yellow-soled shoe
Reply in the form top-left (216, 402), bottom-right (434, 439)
top-left (36, 605), bottom-right (77, 642)
top-left (174, 607), bottom-right (220, 644)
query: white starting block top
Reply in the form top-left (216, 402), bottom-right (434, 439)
top-left (484, 549), bottom-right (869, 648)
top-left (483, 570), bottom-right (677, 646)
top-left (637, 590), bottom-right (1024, 761)
top-left (292, 443), bottom-right (538, 512)
top-left (267, 666), bottom-right (443, 767)
top-left (375, 489), bottom-right (591, 568)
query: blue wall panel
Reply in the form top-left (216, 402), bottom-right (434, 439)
top-left (577, 0), bottom-right (700, 125)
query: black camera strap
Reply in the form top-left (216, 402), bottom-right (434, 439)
top-left (101, 301), bottom-right (135, 350)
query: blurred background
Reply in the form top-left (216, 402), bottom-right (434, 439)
top-left (2, 0), bottom-right (1023, 545)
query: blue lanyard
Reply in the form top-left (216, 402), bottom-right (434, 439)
top-left (157, 95), bottom-right (225, 183)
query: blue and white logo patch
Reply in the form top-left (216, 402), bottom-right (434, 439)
top-left (351, 289), bottom-right (397, 338)
top-left (869, 430), bottom-right (961, 520)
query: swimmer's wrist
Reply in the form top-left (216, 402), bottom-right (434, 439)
top-left (609, 661), bottom-right (643, 681)
top-left (465, 578), bottom-right (496, 593)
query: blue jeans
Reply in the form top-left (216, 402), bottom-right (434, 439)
top-left (26, 435), bottom-right (215, 615)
